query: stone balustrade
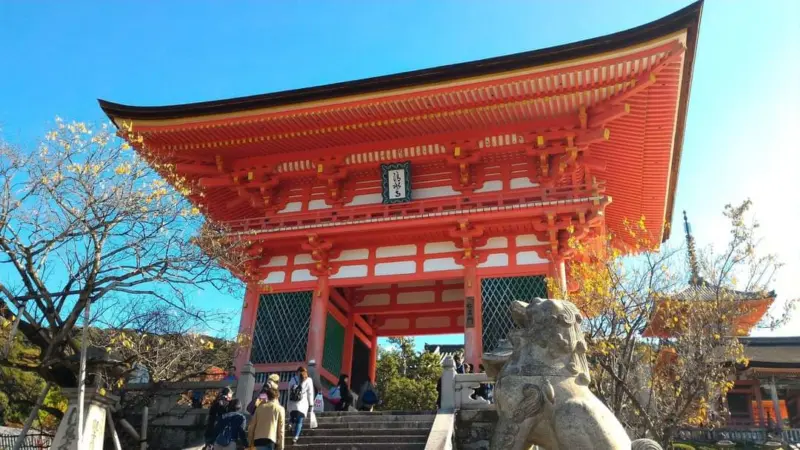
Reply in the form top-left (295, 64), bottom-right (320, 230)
top-left (439, 355), bottom-right (495, 412)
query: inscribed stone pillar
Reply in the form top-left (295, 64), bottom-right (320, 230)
top-left (51, 388), bottom-right (118, 450)
top-left (236, 361), bottom-right (256, 409)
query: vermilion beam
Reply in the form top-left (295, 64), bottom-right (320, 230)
top-left (353, 302), bottom-right (462, 315)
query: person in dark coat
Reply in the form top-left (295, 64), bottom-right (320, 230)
top-left (204, 387), bottom-right (232, 448)
top-left (212, 399), bottom-right (247, 449)
top-left (335, 374), bottom-right (354, 411)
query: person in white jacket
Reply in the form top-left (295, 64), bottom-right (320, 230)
top-left (287, 366), bottom-right (315, 444)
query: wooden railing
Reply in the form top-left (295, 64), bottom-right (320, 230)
top-left (223, 182), bottom-right (606, 234)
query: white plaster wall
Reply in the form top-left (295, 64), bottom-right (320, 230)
top-left (307, 199), bottom-right (332, 210)
top-left (291, 269), bottom-right (317, 282)
top-left (376, 245), bottom-right (417, 258)
top-left (510, 177), bottom-right (539, 189)
top-left (424, 241), bottom-right (460, 255)
top-left (516, 251), bottom-right (548, 265)
top-left (358, 293), bottom-right (390, 306)
top-left (294, 254), bottom-right (314, 265)
top-left (474, 180), bottom-right (503, 193)
top-left (346, 193), bottom-right (383, 206)
top-left (375, 261), bottom-right (416, 275)
top-left (331, 249), bottom-right (370, 262)
top-left (516, 234), bottom-right (545, 247)
top-left (265, 256), bottom-right (288, 267)
top-left (423, 257), bottom-right (463, 272)
top-left (382, 318), bottom-right (410, 330)
top-left (478, 237), bottom-right (508, 250)
top-left (478, 253), bottom-right (509, 268)
top-left (412, 185), bottom-right (459, 199)
top-left (278, 201), bottom-right (303, 213)
top-left (397, 291), bottom-right (435, 304)
top-left (442, 288), bottom-right (465, 302)
top-left (416, 316), bottom-right (450, 329)
top-left (331, 265), bottom-right (369, 279)
top-left (264, 271), bottom-right (286, 284)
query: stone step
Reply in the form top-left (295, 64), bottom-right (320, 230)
top-left (287, 443), bottom-right (426, 450)
top-left (315, 414), bottom-right (435, 424)
top-left (301, 427), bottom-right (430, 437)
top-left (304, 420), bottom-right (434, 430)
top-left (316, 410), bottom-right (436, 417)
top-left (292, 434), bottom-right (428, 445)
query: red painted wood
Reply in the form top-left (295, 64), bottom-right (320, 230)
top-left (464, 264), bottom-right (482, 366)
top-left (368, 332), bottom-right (378, 382)
top-left (307, 275), bottom-right (329, 367)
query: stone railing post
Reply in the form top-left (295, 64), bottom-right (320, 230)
top-left (440, 355), bottom-right (456, 411)
top-left (236, 361), bottom-right (256, 408)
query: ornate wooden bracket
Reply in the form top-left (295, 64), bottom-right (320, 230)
top-left (448, 220), bottom-right (488, 265)
top-left (316, 160), bottom-right (349, 205)
top-left (444, 146), bottom-right (482, 192)
top-left (242, 243), bottom-right (271, 282)
top-left (301, 234), bottom-right (341, 277)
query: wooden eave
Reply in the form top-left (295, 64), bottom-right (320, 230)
top-left (99, 2), bottom-right (703, 243)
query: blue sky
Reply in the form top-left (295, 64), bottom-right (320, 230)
top-left (2, 1), bottom-right (798, 350)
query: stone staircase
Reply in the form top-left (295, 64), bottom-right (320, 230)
top-left (287, 411), bottom-right (436, 450)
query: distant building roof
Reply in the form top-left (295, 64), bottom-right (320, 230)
top-left (672, 279), bottom-right (775, 302)
top-left (424, 344), bottom-right (464, 363)
top-left (740, 336), bottom-right (800, 369)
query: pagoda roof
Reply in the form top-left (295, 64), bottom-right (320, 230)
top-left (99, 2), bottom-right (703, 244)
top-left (672, 279), bottom-right (776, 302)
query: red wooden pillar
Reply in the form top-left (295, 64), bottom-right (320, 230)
top-left (368, 332), bottom-right (378, 382)
top-left (463, 263), bottom-right (483, 367)
top-left (307, 275), bottom-right (330, 366)
top-left (341, 311), bottom-right (356, 377)
top-left (234, 284), bottom-right (260, 373)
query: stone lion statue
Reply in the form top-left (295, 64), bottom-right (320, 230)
top-left (483, 298), bottom-right (662, 450)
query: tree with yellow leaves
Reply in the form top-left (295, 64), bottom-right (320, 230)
top-left (550, 200), bottom-right (796, 446)
top-left (0, 119), bottom-right (250, 428)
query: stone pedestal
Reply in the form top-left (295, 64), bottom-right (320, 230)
top-left (51, 388), bottom-right (118, 450)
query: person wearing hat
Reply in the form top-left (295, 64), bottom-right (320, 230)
top-left (248, 374), bottom-right (280, 415)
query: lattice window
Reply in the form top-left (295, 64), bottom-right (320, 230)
top-left (322, 314), bottom-right (345, 377)
top-left (481, 275), bottom-right (548, 352)
top-left (251, 291), bottom-right (312, 364)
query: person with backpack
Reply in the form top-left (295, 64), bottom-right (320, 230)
top-left (248, 388), bottom-right (285, 450)
top-left (357, 378), bottom-right (378, 412)
top-left (287, 366), bottom-right (314, 444)
top-left (212, 399), bottom-right (247, 450)
top-left (204, 387), bottom-right (232, 449)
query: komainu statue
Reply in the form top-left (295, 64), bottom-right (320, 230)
top-left (483, 298), bottom-right (661, 450)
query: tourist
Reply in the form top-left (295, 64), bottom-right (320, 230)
top-left (204, 387), bottom-right (232, 449)
top-left (335, 374), bottom-right (354, 411)
top-left (357, 378), bottom-right (378, 412)
top-left (248, 388), bottom-right (285, 450)
top-left (223, 365), bottom-right (238, 382)
top-left (248, 374), bottom-right (281, 415)
top-left (287, 366), bottom-right (315, 444)
top-left (453, 355), bottom-right (465, 374)
top-left (212, 398), bottom-right (247, 450)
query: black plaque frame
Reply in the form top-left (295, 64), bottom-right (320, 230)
top-left (380, 161), bottom-right (412, 204)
